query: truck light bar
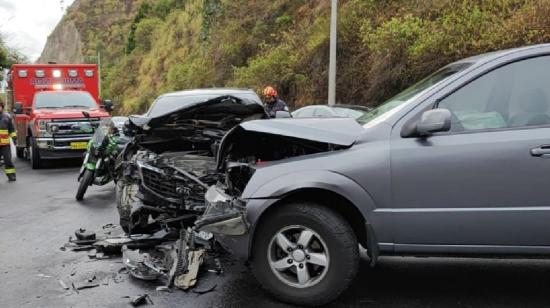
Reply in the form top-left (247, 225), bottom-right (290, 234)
top-left (52, 84), bottom-right (64, 90)
top-left (52, 70), bottom-right (62, 78)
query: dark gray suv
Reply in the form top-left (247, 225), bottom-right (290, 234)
top-left (196, 44), bottom-right (550, 306)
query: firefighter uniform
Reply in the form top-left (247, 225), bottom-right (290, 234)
top-left (0, 111), bottom-right (16, 181)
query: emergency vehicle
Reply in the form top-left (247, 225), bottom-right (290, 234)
top-left (9, 64), bottom-right (113, 169)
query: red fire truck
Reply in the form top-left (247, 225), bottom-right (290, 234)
top-left (9, 64), bottom-right (113, 169)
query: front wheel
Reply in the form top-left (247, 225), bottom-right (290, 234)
top-left (76, 169), bottom-right (94, 201)
top-left (251, 202), bottom-right (359, 306)
top-left (29, 137), bottom-right (42, 169)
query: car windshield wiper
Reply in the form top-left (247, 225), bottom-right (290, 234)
top-left (36, 106), bottom-right (61, 109)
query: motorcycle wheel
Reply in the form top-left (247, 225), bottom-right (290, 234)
top-left (76, 169), bottom-right (94, 201)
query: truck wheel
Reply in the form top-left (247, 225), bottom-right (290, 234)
top-left (76, 169), bottom-right (94, 201)
top-left (251, 202), bottom-right (359, 306)
top-left (16, 146), bottom-right (25, 159)
top-left (29, 137), bottom-right (42, 169)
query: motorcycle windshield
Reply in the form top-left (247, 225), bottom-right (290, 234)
top-left (91, 118), bottom-right (112, 145)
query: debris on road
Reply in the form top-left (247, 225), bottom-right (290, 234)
top-left (75, 228), bottom-right (96, 241)
top-left (174, 249), bottom-right (205, 290)
top-left (63, 221), bottom-right (222, 296)
top-left (73, 276), bottom-right (100, 290)
top-left (192, 284), bottom-right (217, 295)
top-left (122, 246), bottom-right (163, 281)
top-left (37, 274), bottom-right (52, 278)
top-left (130, 294), bottom-right (153, 306)
top-left (59, 280), bottom-right (69, 290)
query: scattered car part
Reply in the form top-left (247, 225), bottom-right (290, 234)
top-left (122, 246), bottom-right (163, 281)
top-left (75, 228), bottom-right (96, 241)
top-left (130, 294), bottom-right (153, 306)
top-left (174, 249), bottom-right (205, 290)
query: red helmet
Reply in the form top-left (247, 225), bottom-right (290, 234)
top-left (263, 86), bottom-right (278, 98)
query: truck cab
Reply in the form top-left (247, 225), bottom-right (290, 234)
top-left (9, 64), bottom-right (113, 169)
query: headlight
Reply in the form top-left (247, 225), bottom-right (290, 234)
top-left (37, 119), bottom-right (50, 130)
top-left (36, 120), bottom-right (52, 137)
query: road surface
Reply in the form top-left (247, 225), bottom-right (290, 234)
top-left (1, 148), bottom-right (550, 307)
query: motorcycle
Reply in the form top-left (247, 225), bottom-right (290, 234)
top-left (76, 114), bottom-right (130, 201)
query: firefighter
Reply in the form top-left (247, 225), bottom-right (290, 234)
top-left (263, 86), bottom-right (289, 118)
top-left (0, 101), bottom-right (16, 181)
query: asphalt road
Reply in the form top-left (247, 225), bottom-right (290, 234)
top-left (2, 146), bottom-right (550, 307)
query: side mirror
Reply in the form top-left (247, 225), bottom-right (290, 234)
top-left (275, 110), bottom-right (292, 118)
top-left (416, 108), bottom-right (451, 136)
top-left (14, 102), bottom-right (23, 114)
top-left (102, 99), bottom-right (114, 113)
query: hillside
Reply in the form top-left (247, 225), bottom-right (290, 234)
top-left (39, 0), bottom-right (550, 114)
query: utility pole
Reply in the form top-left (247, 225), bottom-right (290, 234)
top-left (328, 0), bottom-right (337, 106)
top-left (97, 51), bottom-right (101, 99)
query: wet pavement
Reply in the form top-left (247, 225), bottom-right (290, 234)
top-left (2, 148), bottom-right (550, 307)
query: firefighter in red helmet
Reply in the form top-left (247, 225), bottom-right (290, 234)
top-left (263, 86), bottom-right (289, 118)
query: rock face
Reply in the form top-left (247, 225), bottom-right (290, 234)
top-left (37, 20), bottom-right (84, 64)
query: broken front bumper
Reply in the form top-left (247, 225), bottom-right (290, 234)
top-left (195, 186), bottom-right (248, 236)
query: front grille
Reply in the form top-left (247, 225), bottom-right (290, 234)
top-left (141, 167), bottom-right (184, 200)
top-left (48, 118), bottom-right (100, 136)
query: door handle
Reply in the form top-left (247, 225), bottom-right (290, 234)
top-left (530, 145), bottom-right (550, 157)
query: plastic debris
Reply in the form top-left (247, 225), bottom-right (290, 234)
top-left (130, 294), bottom-right (153, 306)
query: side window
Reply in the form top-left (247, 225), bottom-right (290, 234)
top-left (438, 56), bottom-right (550, 132)
top-left (314, 108), bottom-right (333, 117)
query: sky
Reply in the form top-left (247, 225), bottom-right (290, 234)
top-left (0, 0), bottom-right (75, 62)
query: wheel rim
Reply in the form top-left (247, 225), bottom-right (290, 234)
top-left (267, 225), bottom-right (330, 288)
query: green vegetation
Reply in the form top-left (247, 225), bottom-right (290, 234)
top-left (57, 0), bottom-right (550, 114)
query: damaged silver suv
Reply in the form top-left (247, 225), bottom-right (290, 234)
top-left (200, 44), bottom-right (550, 305)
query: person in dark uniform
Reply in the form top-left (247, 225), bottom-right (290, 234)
top-left (0, 101), bottom-right (16, 181)
top-left (263, 86), bottom-right (289, 118)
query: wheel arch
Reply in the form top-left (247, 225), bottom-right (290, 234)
top-left (253, 188), bottom-right (369, 249)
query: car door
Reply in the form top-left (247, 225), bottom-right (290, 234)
top-left (390, 55), bottom-right (550, 250)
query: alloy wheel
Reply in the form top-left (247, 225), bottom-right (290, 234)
top-left (267, 225), bottom-right (330, 288)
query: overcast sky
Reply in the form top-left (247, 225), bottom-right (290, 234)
top-left (0, 0), bottom-right (75, 62)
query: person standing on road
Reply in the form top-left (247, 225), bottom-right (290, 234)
top-left (263, 86), bottom-right (289, 118)
top-left (0, 102), bottom-right (16, 181)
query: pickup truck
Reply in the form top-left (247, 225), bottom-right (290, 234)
top-left (9, 64), bottom-right (113, 168)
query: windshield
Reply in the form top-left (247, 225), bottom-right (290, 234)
top-left (332, 107), bottom-right (368, 119)
top-left (356, 63), bottom-right (471, 125)
top-left (147, 93), bottom-right (261, 117)
top-left (34, 92), bottom-right (97, 109)
top-left (91, 118), bottom-right (112, 144)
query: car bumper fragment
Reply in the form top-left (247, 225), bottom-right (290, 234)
top-left (195, 186), bottom-right (248, 236)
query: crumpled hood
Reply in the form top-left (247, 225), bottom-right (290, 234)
top-left (129, 95), bottom-right (266, 130)
top-left (233, 117), bottom-right (364, 146)
top-left (216, 117), bottom-right (365, 171)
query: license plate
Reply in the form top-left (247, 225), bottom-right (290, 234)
top-left (70, 142), bottom-right (88, 150)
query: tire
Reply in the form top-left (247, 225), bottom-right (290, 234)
top-left (16, 146), bottom-right (24, 159)
top-left (29, 137), bottom-right (42, 169)
top-left (76, 169), bottom-right (94, 201)
top-left (251, 202), bottom-right (359, 306)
